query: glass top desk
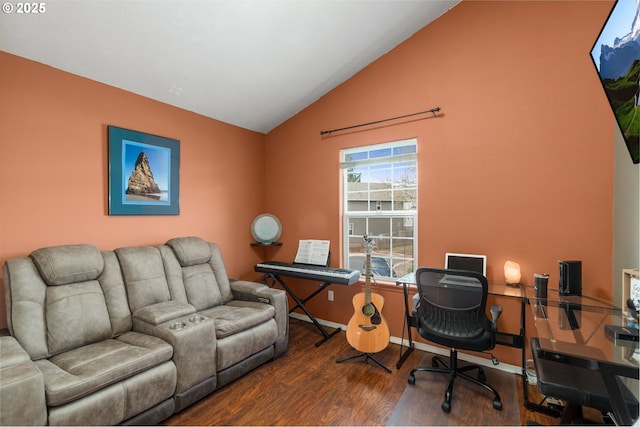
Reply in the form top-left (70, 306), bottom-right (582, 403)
top-left (524, 286), bottom-right (639, 425)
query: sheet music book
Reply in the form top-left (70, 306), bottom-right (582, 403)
top-left (294, 239), bottom-right (330, 266)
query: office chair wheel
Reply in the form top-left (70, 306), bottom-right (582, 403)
top-left (492, 399), bottom-right (502, 410)
top-left (407, 374), bottom-right (415, 385)
top-left (441, 389), bottom-right (452, 413)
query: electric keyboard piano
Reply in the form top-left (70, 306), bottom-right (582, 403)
top-left (254, 261), bottom-right (360, 346)
top-left (255, 261), bottom-right (360, 285)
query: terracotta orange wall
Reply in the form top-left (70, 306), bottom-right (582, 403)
top-left (264, 1), bottom-right (614, 365)
top-left (0, 52), bottom-right (268, 329)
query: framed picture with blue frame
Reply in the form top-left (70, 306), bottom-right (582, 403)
top-left (108, 125), bottom-right (180, 215)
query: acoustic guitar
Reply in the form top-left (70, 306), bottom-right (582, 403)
top-left (346, 235), bottom-right (390, 353)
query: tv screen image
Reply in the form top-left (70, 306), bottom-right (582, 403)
top-left (590, 0), bottom-right (640, 164)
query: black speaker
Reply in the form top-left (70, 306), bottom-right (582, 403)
top-left (559, 260), bottom-right (581, 296)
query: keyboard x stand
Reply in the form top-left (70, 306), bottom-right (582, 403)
top-left (266, 273), bottom-right (342, 347)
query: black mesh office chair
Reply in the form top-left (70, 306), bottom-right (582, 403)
top-left (408, 267), bottom-right (503, 413)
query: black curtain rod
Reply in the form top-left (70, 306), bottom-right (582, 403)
top-left (320, 106), bottom-right (441, 136)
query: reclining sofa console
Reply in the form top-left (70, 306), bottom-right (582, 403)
top-left (1, 236), bottom-right (288, 425)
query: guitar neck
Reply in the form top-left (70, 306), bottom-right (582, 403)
top-left (365, 253), bottom-right (371, 301)
top-left (364, 239), bottom-right (372, 304)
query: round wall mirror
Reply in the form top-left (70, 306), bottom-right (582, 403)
top-left (251, 214), bottom-right (282, 244)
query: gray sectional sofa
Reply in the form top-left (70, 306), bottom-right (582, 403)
top-left (1, 236), bottom-right (288, 425)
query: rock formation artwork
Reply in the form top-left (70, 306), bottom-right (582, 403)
top-left (126, 151), bottom-right (161, 198)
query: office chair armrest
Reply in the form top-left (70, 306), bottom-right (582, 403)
top-left (490, 303), bottom-right (502, 331)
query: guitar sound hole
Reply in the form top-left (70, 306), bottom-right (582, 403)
top-left (362, 304), bottom-right (375, 317)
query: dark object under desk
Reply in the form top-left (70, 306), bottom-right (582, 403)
top-left (531, 337), bottom-right (638, 424)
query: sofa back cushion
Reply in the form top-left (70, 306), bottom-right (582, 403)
top-left (3, 244), bottom-right (126, 359)
top-left (164, 237), bottom-right (233, 310)
top-left (115, 246), bottom-right (171, 313)
top-left (179, 264), bottom-right (222, 311)
top-left (45, 281), bottom-right (112, 355)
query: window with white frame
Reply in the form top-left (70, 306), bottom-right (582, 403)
top-left (341, 139), bottom-right (417, 280)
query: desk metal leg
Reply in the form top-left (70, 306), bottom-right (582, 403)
top-left (396, 282), bottom-right (415, 369)
top-left (272, 275), bottom-right (341, 347)
top-left (600, 366), bottom-right (634, 426)
top-left (522, 298), bottom-right (562, 418)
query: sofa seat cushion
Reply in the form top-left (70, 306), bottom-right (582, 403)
top-left (216, 319), bottom-right (278, 371)
top-left (199, 301), bottom-right (276, 339)
top-left (35, 332), bottom-right (173, 406)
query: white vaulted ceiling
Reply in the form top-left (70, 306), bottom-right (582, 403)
top-left (0, 0), bottom-right (459, 133)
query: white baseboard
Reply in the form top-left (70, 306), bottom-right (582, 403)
top-left (289, 312), bottom-right (522, 375)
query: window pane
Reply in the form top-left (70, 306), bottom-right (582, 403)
top-left (391, 217), bottom-right (414, 237)
top-left (346, 150), bottom-right (369, 162)
top-left (368, 217), bottom-right (390, 238)
top-left (392, 237), bottom-right (414, 257)
top-left (369, 167), bottom-right (392, 187)
top-left (346, 166), bottom-right (368, 184)
top-left (392, 189), bottom-right (417, 210)
top-left (348, 235), bottom-right (365, 256)
top-left (370, 147), bottom-right (392, 159)
top-left (393, 145), bottom-right (416, 155)
top-left (370, 255), bottom-right (395, 278)
top-left (348, 217), bottom-right (367, 237)
top-left (392, 256), bottom-right (413, 277)
top-left (348, 254), bottom-right (366, 272)
top-left (393, 164), bottom-right (416, 187)
top-left (369, 189), bottom-right (392, 211)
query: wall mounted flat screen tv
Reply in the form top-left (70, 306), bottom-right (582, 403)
top-left (444, 253), bottom-right (487, 276)
top-left (590, 0), bottom-right (639, 164)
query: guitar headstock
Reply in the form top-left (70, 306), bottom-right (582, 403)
top-left (363, 235), bottom-right (375, 254)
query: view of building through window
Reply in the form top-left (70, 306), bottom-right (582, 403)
top-left (341, 139), bottom-right (417, 280)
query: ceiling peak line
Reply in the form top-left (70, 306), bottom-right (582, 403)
top-left (320, 106), bottom-right (442, 137)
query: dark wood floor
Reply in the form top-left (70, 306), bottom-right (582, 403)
top-left (164, 318), bottom-right (572, 426)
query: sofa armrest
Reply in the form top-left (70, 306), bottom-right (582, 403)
top-left (132, 309), bottom-right (217, 401)
top-left (230, 280), bottom-right (288, 354)
top-left (133, 301), bottom-right (196, 326)
top-left (230, 279), bottom-right (286, 309)
top-left (0, 336), bottom-right (47, 426)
